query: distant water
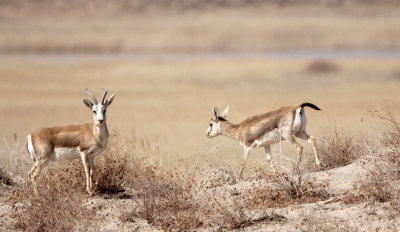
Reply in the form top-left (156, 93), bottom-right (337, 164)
top-left (17, 50), bottom-right (400, 63)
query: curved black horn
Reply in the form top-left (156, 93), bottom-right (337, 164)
top-left (101, 88), bottom-right (108, 104)
top-left (85, 89), bottom-right (98, 105)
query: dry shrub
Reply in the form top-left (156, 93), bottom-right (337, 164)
top-left (309, 125), bottom-right (364, 171)
top-left (244, 166), bottom-right (329, 209)
top-left (0, 134), bottom-right (31, 181)
top-left (304, 59), bottom-right (339, 74)
top-left (212, 199), bottom-right (286, 230)
top-left (94, 134), bottom-right (134, 195)
top-left (345, 104), bottom-right (400, 206)
top-left (10, 161), bottom-right (96, 232)
top-left (198, 167), bottom-right (236, 188)
top-left (110, 131), bottom-right (207, 230)
top-left (299, 211), bottom-right (352, 232)
top-left (122, 165), bottom-right (204, 231)
top-left (0, 168), bottom-right (13, 186)
top-left (348, 167), bottom-right (398, 204)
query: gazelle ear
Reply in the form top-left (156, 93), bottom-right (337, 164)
top-left (83, 99), bottom-right (93, 109)
top-left (213, 106), bottom-right (219, 119)
top-left (105, 94), bottom-right (115, 107)
top-left (221, 106), bottom-right (229, 119)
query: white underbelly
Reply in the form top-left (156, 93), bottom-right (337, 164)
top-left (54, 147), bottom-right (81, 161)
top-left (253, 129), bottom-right (284, 147)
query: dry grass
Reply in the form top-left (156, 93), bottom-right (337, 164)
top-left (0, 168), bottom-right (13, 186)
top-left (10, 161), bottom-right (95, 232)
top-left (308, 124), bottom-right (365, 171)
top-left (212, 199), bottom-right (286, 230)
top-left (299, 212), bottom-right (352, 232)
top-left (344, 104), bottom-right (400, 210)
top-left (244, 168), bottom-right (330, 210)
top-left (123, 167), bottom-right (204, 230)
top-left (94, 134), bottom-right (135, 195)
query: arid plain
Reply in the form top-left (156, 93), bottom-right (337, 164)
top-left (1, 1), bottom-right (400, 231)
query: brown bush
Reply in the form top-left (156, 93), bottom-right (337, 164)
top-left (122, 165), bottom-right (205, 231)
top-left (304, 59), bottom-right (339, 74)
top-left (10, 161), bottom-right (96, 232)
top-left (244, 166), bottom-right (330, 210)
top-left (345, 104), bottom-right (400, 207)
top-left (94, 135), bottom-right (134, 195)
top-left (309, 125), bottom-right (365, 171)
top-left (212, 198), bottom-right (286, 230)
top-left (299, 211), bottom-right (352, 232)
top-left (0, 168), bottom-right (13, 186)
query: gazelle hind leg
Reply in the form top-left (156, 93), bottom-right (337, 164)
top-left (29, 161), bottom-right (40, 195)
top-left (264, 146), bottom-right (275, 174)
top-left (29, 158), bottom-right (49, 195)
top-left (296, 130), bottom-right (321, 169)
top-left (282, 132), bottom-right (304, 164)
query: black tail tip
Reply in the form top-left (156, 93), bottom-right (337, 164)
top-left (301, 103), bottom-right (321, 111)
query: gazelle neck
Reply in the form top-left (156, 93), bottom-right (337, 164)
top-left (93, 123), bottom-right (109, 147)
top-left (220, 120), bottom-right (240, 141)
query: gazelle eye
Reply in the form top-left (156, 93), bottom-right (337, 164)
top-left (93, 111), bottom-right (96, 114)
top-left (209, 123), bottom-right (212, 127)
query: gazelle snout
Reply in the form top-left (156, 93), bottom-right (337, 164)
top-left (96, 112), bottom-right (104, 124)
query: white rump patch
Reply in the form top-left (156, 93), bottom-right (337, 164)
top-left (54, 147), bottom-right (81, 161)
top-left (27, 135), bottom-right (35, 161)
top-left (292, 107), bottom-right (303, 133)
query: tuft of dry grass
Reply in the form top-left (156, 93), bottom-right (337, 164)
top-left (212, 199), bottom-right (286, 230)
top-left (94, 134), bottom-right (135, 195)
top-left (10, 161), bottom-right (96, 232)
top-left (345, 104), bottom-right (400, 210)
top-left (307, 124), bottom-right (365, 171)
top-left (0, 168), bottom-right (13, 186)
top-left (244, 171), bottom-right (329, 210)
top-left (299, 211), bottom-right (352, 232)
top-left (122, 165), bottom-right (205, 230)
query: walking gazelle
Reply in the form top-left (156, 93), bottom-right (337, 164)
top-left (26, 89), bottom-right (115, 195)
top-left (206, 103), bottom-right (322, 180)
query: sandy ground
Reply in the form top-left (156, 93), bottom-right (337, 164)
top-left (1, 155), bottom-right (398, 231)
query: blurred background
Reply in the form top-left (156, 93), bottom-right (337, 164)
top-left (1, 0), bottom-right (400, 170)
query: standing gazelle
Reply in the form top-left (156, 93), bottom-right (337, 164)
top-left (206, 103), bottom-right (322, 180)
top-left (26, 89), bottom-right (115, 195)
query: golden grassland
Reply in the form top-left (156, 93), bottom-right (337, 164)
top-left (1, 56), bottom-right (400, 170)
top-left (1, 1), bottom-right (400, 170)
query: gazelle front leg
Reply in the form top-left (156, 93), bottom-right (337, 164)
top-left (238, 146), bottom-right (252, 181)
top-left (89, 157), bottom-right (95, 190)
top-left (284, 134), bottom-right (304, 165)
top-left (80, 151), bottom-right (93, 195)
top-left (264, 146), bottom-right (275, 174)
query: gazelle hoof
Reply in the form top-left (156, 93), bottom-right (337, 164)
top-left (87, 189), bottom-right (94, 196)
